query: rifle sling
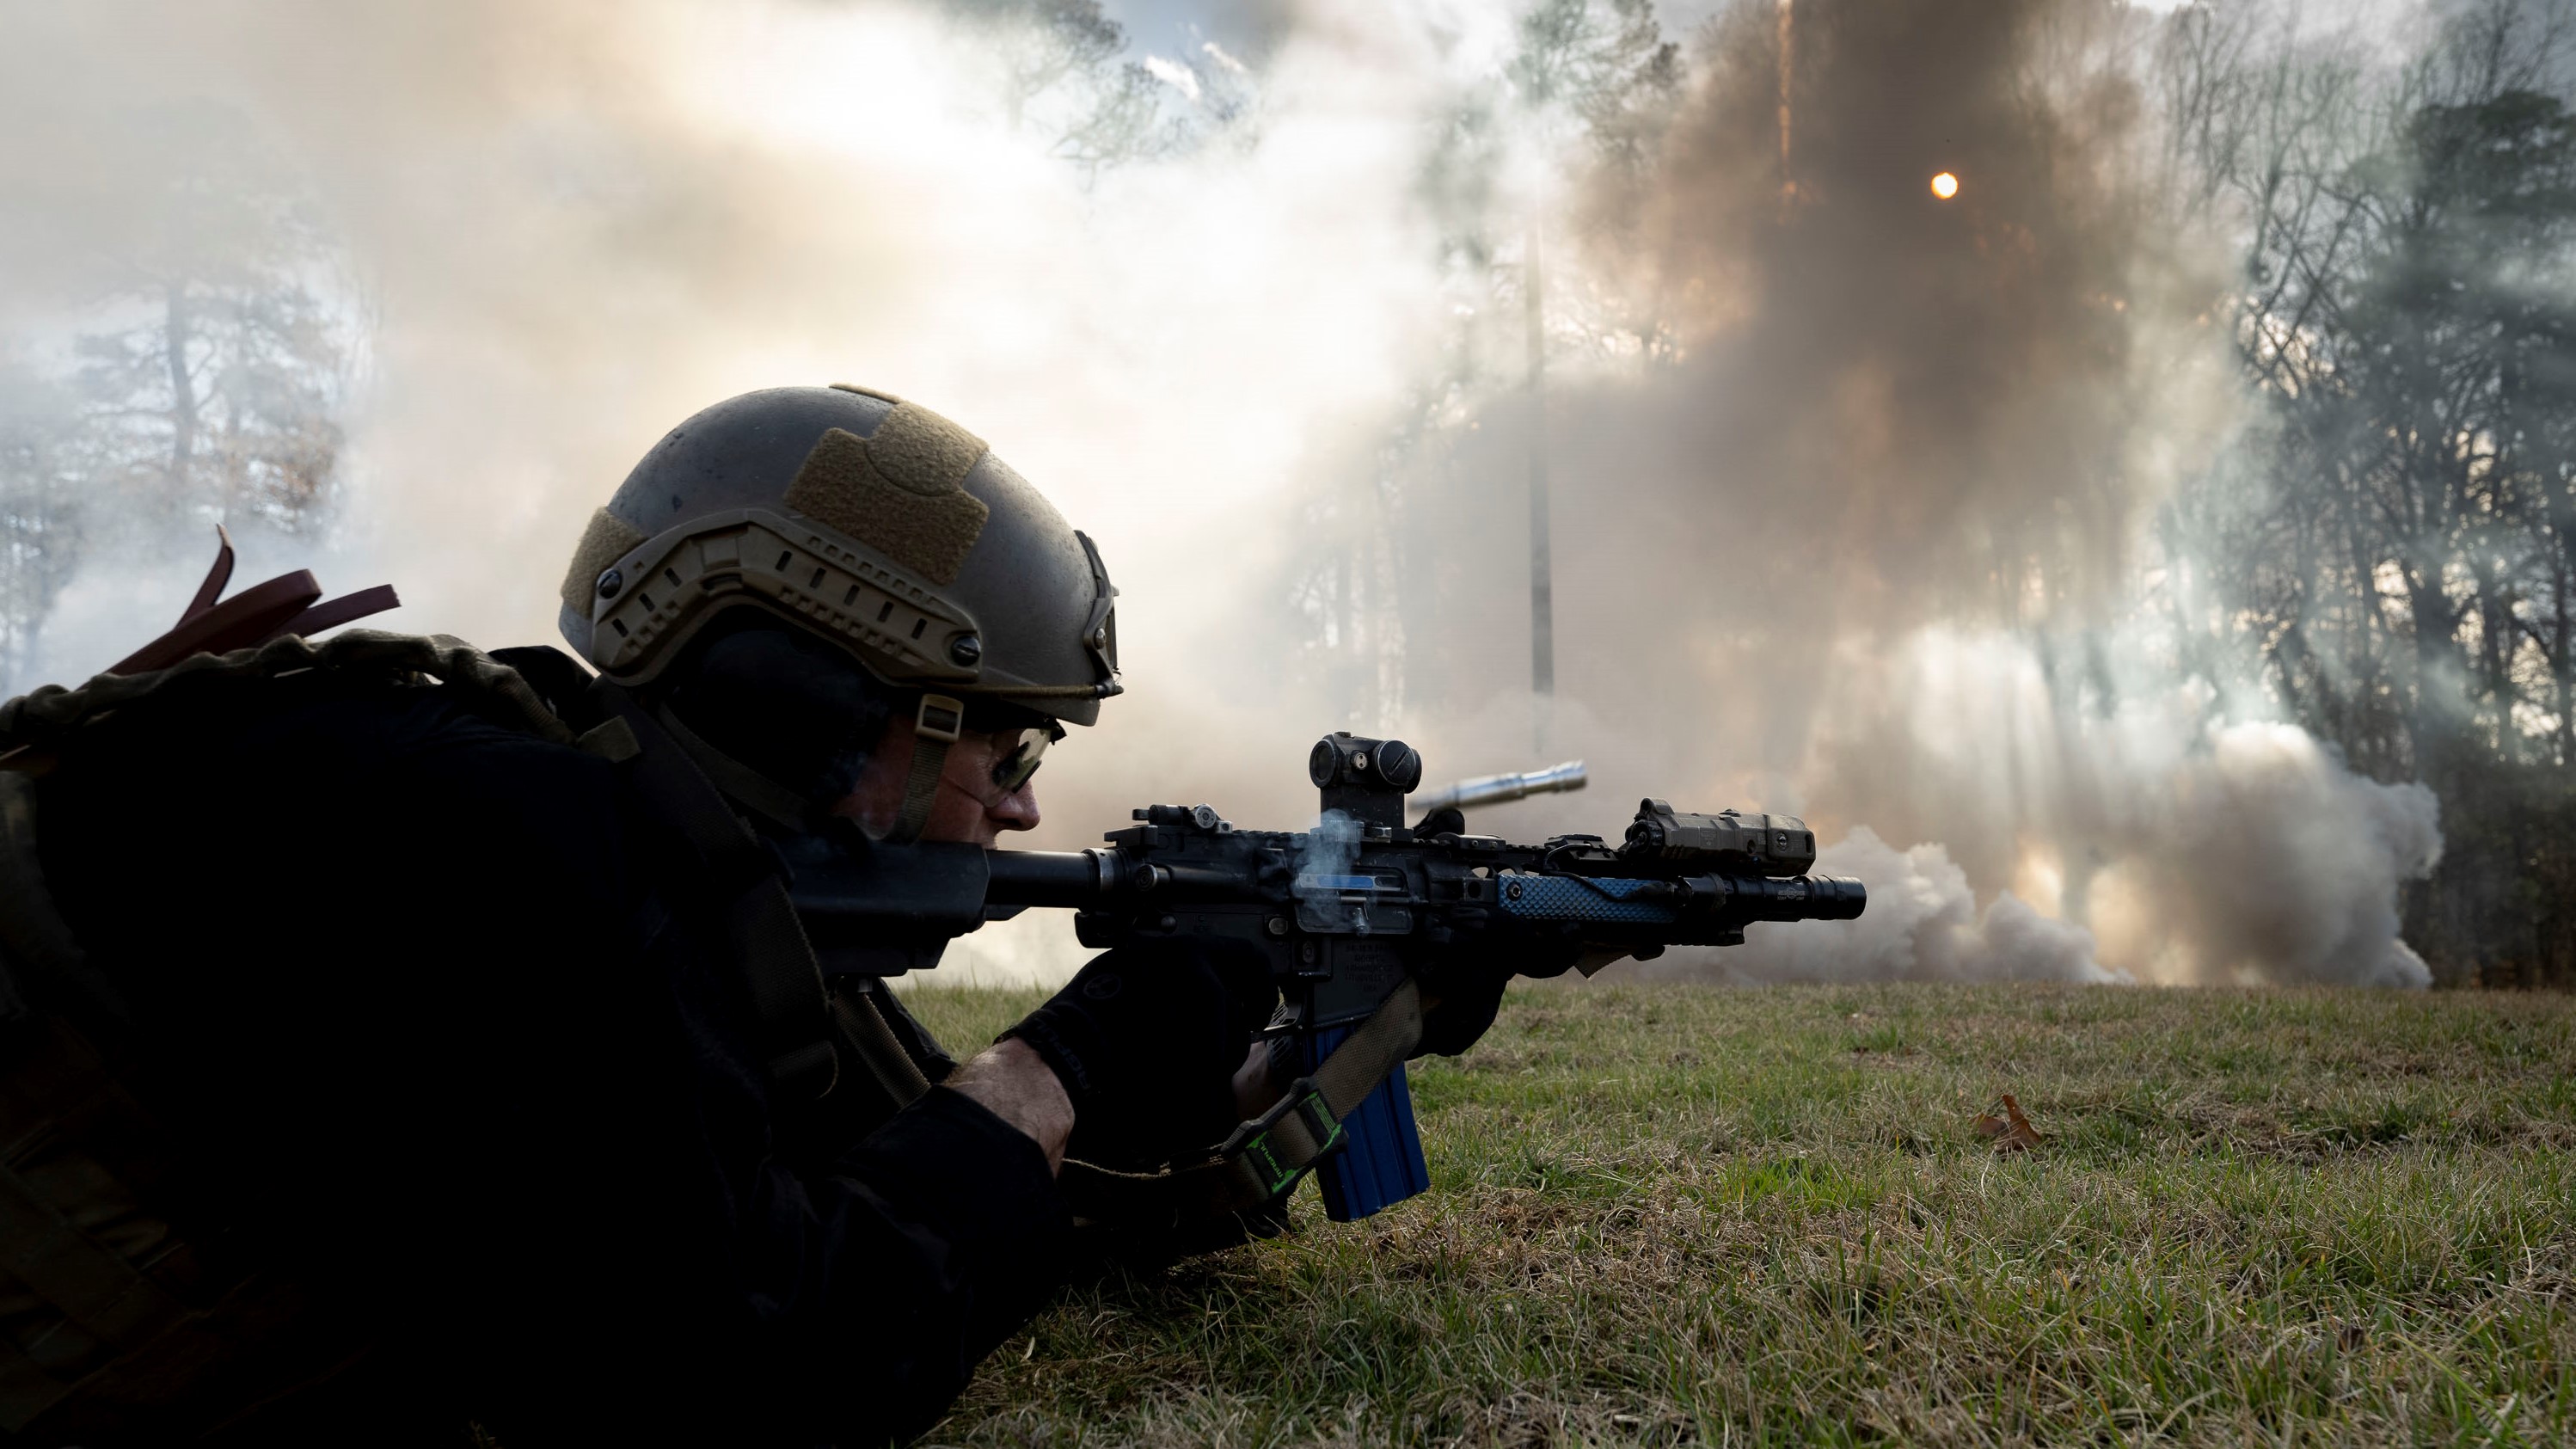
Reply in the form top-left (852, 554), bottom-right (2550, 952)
top-left (1058, 979), bottom-right (1423, 1226)
top-left (651, 702), bottom-right (824, 834)
top-left (832, 981), bottom-right (933, 1108)
top-left (1306, 978), bottom-right (1425, 1123)
top-left (592, 682), bottom-right (838, 1100)
top-left (635, 701), bottom-right (954, 1114)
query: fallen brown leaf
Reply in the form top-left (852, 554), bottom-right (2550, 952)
top-left (1972, 1094), bottom-right (2045, 1151)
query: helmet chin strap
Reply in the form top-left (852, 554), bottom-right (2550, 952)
top-left (880, 693), bottom-right (964, 844)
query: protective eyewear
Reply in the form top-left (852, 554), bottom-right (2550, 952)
top-left (989, 721), bottom-right (1064, 795)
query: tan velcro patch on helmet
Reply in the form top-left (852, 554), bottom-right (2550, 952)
top-left (867, 402), bottom-right (988, 498)
top-left (561, 507), bottom-right (649, 614)
top-left (782, 410), bottom-right (992, 586)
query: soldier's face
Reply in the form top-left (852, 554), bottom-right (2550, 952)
top-left (834, 718), bottom-right (1043, 847)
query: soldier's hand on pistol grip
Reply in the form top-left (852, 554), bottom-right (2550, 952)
top-left (1410, 924), bottom-right (1589, 1059)
top-left (1402, 798), bottom-right (1590, 1057)
top-left (1000, 937), bottom-right (1279, 1170)
top-left (1403, 803), bottom-right (1587, 1058)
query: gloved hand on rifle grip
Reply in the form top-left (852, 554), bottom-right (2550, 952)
top-left (1001, 938), bottom-right (1279, 1170)
top-left (1411, 920), bottom-right (1589, 1059)
top-left (1401, 802), bottom-right (1585, 1058)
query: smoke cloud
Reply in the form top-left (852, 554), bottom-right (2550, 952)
top-left (0, 0), bottom-right (2447, 989)
top-left (1681, 829), bottom-right (2113, 985)
top-left (1407, 0), bottom-right (2449, 991)
top-left (1660, 712), bottom-right (2444, 988)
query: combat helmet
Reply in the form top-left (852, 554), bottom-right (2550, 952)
top-left (558, 384), bottom-right (1119, 837)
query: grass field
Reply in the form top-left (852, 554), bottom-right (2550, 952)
top-left (902, 982), bottom-right (2576, 1447)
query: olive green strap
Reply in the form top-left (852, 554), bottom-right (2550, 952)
top-left (1058, 979), bottom-right (1424, 1227)
top-left (880, 693), bottom-right (962, 845)
top-left (653, 703), bottom-right (821, 833)
top-left (832, 983), bottom-right (931, 1108)
top-left (594, 683), bottom-right (838, 1099)
top-left (1307, 979), bottom-right (1427, 1121)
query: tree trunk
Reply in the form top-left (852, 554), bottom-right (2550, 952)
top-left (2401, 555), bottom-right (2468, 781)
top-left (2554, 539), bottom-right (2574, 768)
top-left (163, 281), bottom-right (196, 500)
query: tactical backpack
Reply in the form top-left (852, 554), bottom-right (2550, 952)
top-left (0, 539), bottom-right (940, 1442)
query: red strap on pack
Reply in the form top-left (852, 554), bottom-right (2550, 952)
top-left (107, 528), bottom-right (402, 677)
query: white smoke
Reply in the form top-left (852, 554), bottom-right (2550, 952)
top-left (1671, 714), bottom-right (2444, 988)
top-left (0, 0), bottom-right (2454, 992)
top-left (1644, 623), bottom-right (2445, 988)
top-left (1691, 828), bottom-right (2115, 985)
top-left (2082, 721), bottom-right (2443, 988)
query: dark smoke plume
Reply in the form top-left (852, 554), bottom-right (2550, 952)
top-left (1408, 0), bottom-right (2439, 986)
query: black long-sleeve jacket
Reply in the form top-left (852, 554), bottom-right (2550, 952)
top-left (34, 661), bottom-right (1064, 1445)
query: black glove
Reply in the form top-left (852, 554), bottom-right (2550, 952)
top-left (1003, 939), bottom-right (1277, 1170)
top-left (1403, 804), bottom-right (1593, 1057)
top-left (1413, 971), bottom-right (1506, 1059)
top-left (1411, 920), bottom-right (1589, 1059)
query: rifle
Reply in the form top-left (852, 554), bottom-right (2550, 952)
top-left (787, 733), bottom-right (1865, 1225)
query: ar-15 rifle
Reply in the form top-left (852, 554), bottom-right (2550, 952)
top-left (787, 733), bottom-right (1864, 1225)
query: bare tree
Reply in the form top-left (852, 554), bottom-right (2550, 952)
top-left (2156, 0), bottom-right (2576, 983)
top-left (0, 102), bottom-right (359, 693)
top-left (1507, 0), bottom-right (1688, 367)
top-left (937, 0), bottom-right (1236, 176)
top-left (1288, 1), bottom-right (1688, 727)
top-left (70, 103), bottom-right (358, 542)
top-left (0, 367), bottom-right (89, 689)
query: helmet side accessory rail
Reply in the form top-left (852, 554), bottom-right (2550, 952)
top-left (580, 507), bottom-right (985, 690)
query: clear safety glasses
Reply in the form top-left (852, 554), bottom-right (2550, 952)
top-left (990, 721), bottom-right (1064, 795)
